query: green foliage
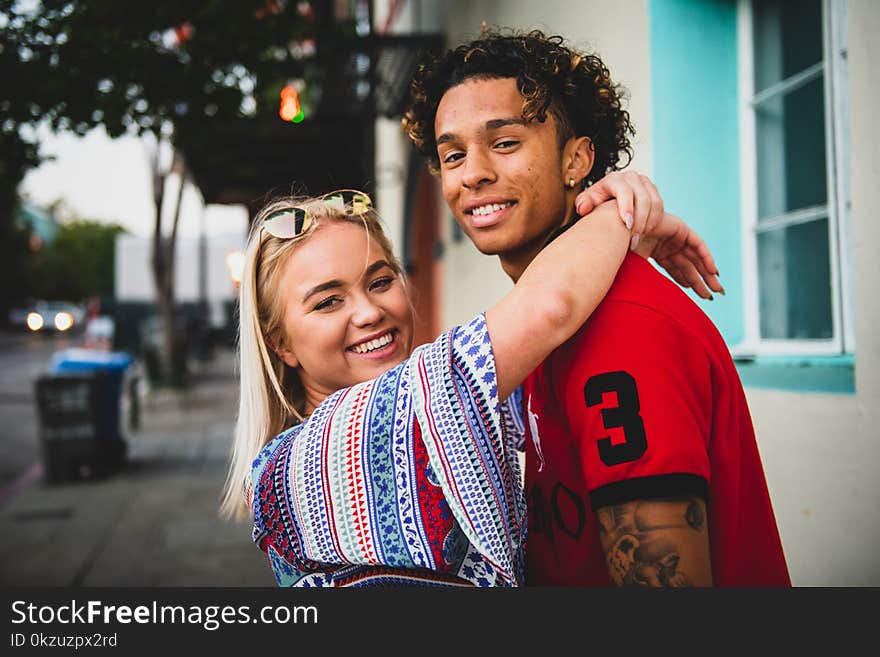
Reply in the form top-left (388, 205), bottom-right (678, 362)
top-left (0, 0), bottom-right (324, 189)
top-left (0, 0), bottom-right (321, 314)
top-left (1, 0), bottom-right (375, 208)
top-left (0, 132), bottom-right (42, 321)
top-left (1, 0), bottom-right (318, 142)
top-left (0, 206), bottom-right (37, 323)
top-left (31, 220), bottom-right (127, 301)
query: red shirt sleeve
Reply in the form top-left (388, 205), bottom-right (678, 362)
top-left (553, 300), bottom-right (713, 510)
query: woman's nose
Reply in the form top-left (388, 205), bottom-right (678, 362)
top-left (350, 294), bottom-right (384, 327)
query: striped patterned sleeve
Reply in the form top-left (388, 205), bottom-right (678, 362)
top-left (409, 314), bottom-right (526, 586)
top-left (503, 386), bottom-right (526, 452)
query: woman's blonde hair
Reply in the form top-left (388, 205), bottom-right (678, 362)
top-left (220, 193), bottom-right (404, 520)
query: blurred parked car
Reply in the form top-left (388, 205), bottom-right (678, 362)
top-left (9, 300), bottom-right (86, 334)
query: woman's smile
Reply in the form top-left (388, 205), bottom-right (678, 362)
top-left (347, 329), bottom-right (401, 360)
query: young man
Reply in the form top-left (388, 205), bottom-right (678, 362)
top-left (403, 30), bottom-right (790, 586)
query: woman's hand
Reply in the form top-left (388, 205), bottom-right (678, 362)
top-left (574, 173), bottom-right (723, 300)
top-left (634, 213), bottom-right (724, 300)
top-left (575, 171), bottom-right (663, 249)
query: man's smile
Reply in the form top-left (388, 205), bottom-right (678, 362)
top-left (465, 199), bottom-right (517, 228)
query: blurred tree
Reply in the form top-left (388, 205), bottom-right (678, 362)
top-left (0, 133), bottom-right (42, 325)
top-left (0, 0), bottom-right (327, 381)
top-left (31, 219), bottom-right (126, 301)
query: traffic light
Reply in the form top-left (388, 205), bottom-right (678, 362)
top-left (279, 85), bottom-right (305, 123)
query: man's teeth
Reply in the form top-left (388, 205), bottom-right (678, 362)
top-left (472, 202), bottom-right (512, 216)
top-left (351, 333), bottom-right (394, 354)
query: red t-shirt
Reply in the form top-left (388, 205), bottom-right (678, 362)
top-left (523, 253), bottom-right (790, 586)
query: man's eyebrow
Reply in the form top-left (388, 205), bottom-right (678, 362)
top-left (302, 260), bottom-right (393, 303)
top-left (436, 117), bottom-right (527, 146)
top-left (485, 117), bottom-right (527, 131)
top-left (436, 132), bottom-right (457, 146)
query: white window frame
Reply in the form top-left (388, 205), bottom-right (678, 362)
top-left (736, 0), bottom-right (852, 357)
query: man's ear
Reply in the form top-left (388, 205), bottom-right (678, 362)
top-left (562, 136), bottom-right (595, 186)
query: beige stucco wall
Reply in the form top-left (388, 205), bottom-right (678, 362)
top-left (372, 0), bottom-right (448, 260)
top-left (849, 1), bottom-right (880, 441)
top-left (374, 117), bottom-right (409, 264)
top-left (744, 389), bottom-right (875, 585)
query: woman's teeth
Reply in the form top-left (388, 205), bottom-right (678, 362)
top-left (351, 332), bottom-right (393, 354)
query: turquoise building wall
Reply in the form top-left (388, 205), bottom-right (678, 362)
top-left (649, 0), bottom-right (743, 344)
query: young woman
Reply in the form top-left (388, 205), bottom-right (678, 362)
top-left (222, 185), bottom-right (721, 587)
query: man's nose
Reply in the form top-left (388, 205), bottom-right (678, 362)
top-left (461, 149), bottom-right (496, 189)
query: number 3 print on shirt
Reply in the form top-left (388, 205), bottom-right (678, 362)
top-left (584, 371), bottom-right (647, 466)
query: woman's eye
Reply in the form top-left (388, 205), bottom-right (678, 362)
top-left (442, 151), bottom-right (464, 165)
top-left (495, 140), bottom-right (518, 149)
top-left (370, 276), bottom-right (394, 292)
top-left (314, 297), bottom-right (342, 311)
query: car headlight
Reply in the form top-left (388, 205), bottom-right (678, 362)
top-left (26, 312), bottom-right (44, 331)
top-left (54, 311), bottom-right (74, 331)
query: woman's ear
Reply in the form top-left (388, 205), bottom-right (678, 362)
top-left (273, 342), bottom-right (299, 369)
top-left (562, 136), bottom-right (595, 186)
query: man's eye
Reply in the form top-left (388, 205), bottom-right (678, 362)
top-left (370, 276), bottom-right (394, 291)
top-left (442, 151), bottom-right (464, 164)
top-left (495, 140), bottom-right (519, 149)
top-left (314, 297), bottom-right (342, 311)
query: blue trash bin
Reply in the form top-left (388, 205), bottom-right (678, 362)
top-left (50, 349), bottom-right (132, 439)
top-left (34, 349), bottom-right (132, 483)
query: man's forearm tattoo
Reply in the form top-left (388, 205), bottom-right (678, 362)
top-left (597, 497), bottom-right (706, 587)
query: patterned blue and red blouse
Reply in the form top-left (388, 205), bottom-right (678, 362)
top-left (248, 314), bottom-right (526, 587)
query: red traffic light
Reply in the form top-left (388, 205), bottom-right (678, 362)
top-left (279, 85), bottom-right (304, 122)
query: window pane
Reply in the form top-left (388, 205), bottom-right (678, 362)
top-left (756, 76), bottom-right (827, 219)
top-left (753, 0), bottom-right (823, 92)
top-left (757, 218), bottom-right (832, 339)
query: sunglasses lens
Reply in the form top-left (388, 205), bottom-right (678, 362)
top-left (262, 208), bottom-right (310, 238)
top-left (323, 190), bottom-right (372, 215)
top-left (261, 191), bottom-right (370, 239)
top-left (350, 193), bottom-right (372, 214)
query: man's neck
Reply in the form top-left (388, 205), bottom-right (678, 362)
top-left (501, 215), bottom-right (577, 282)
top-left (499, 249), bottom-right (537, 283)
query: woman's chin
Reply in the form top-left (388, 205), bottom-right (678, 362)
top-left (355, 352), bottom-right (407, 379)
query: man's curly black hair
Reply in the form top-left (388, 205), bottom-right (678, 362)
top-left (402, 29), bottom-right (635, 187)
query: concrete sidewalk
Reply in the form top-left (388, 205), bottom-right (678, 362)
top-left (0, 347), bottom-right (275, 586)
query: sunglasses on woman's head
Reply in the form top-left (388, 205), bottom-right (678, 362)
top-left (261, 189), bottom-right (373, 239)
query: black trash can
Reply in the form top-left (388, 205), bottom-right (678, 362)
top-left (34, 349), bottom-right (132, 484)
